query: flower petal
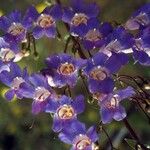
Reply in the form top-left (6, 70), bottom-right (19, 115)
top-left (113, 105), bottom-right (127, 121)
top-left (87, 126), bottom-right (98, 142)
top-left (52, 116), bottom-right (62, 132)
top-left (32, 26), bottom-right (44, 39)
top-left (5, 89), bottom-right (15, 101)
top-left (72, 95), bottom-right (85, 114)
top-left (100, 107), bottom-right (114, 124)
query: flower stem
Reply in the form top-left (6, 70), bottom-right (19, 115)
top-left (102, 126), bottom-right (116, 150)
top-left (64, 36), bottom-right (71, 53)
top-left (55, 0), bottom-right (87, 59)
top-left (123, 118), bottom-right (148, 150)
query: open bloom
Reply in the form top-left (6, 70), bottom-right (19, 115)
top-left (125, 3), bottom-right (150, 30)
top-left (81, 19), bottom-right (113, 50)
top-left (43, 53), bottom-right (86, 88)
top-left (62, 0), bottom-right (99, 36)
top-left (99, 27), bottom-right (134, 57)
top-left (0, 62), bottom-right (28, 101)
top-left (59, 121), bottom-right (98, 150)
top-left (25, 5), bottom-right (62, 39)
top-left (0, 10), bottom-right (30, 45)
top-left (98, 87), bottom-right (135, 124)
top-left (132, 26), bottom-right (150, 66)
top-left (19, 73), bottom-right (56, 114)
top-left (45, 95), bottom-right (85, 132)
top-left (83, 52), bottom-right (128, 93)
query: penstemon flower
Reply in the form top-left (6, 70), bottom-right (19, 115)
top-left (98, 87), bottom-right (135, 124)
top-left (83, 52), bottom-right (128, 93)
top-left (19, 73), bottom-right (57, 114)
top-left (62, 0), bottom-right (99, 36)
top-left (125, 3), bottom-right (150, 30)
top-left (25, 5), bottom-right (62, 39)
top-left (0, 1), bottom-right (149, 150)
top-left (59, 121), bottom-right (98, 150)
top-left (99, 26), bottom-right (134, 57)
top-left (45, 95), bottom-right (85, 132)
top-left (0, 10), bottom-right (30, 44)
top-left (43, 53), bottom-right (86, 88)
top-left (132, 26), bottom-right (150, 66)
top-left (0, 37), bottom-right (29, 62)
top-left (0, 62), bottom-right (28, 101)
top-left (80, 19), bottom-right (113, 50)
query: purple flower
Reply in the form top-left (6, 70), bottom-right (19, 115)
top-left (132, 26), bottom-right (150, 66)
top-left (0, 10), bottom-right (30, 44)
top-left (62, 0), bottom-right (99, 36)
top-left (83, 52), bottom-right (128, 93)
top-left (45, 95), bottom-right (85, 132)
top-left (125, 3), bottom-right (150, 30)
top-left (99, 27), bottom-right (134, 57)
top-left (43, 53), bottom-right (86, 88)
top-left (25, 5), bottom-right (62, 39)
top-left (98, 87), bottom-right (135, 124)
top-left (0, 37), bottom-right (28, 62)
top-left (81, 19), bottom-right (113, 50)
top-left (59, 121), bottom-right (98, 150)
top-left (0, 60), bottom-right (12, 74)
top-left (19, 73), bottom-right (56, 114)
top-left (0, 62), bottom-right (28, 101)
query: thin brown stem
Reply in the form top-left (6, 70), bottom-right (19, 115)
top-left (102, 127), bottom-right (116, 150)
top-left (123, 118), bottom-right (148, 150)
top-left (132, 97), bottom-right (150, 123)
top-left (55, 0), bottom-right (87, 59)
top-left (64, 36), bottom-right (71, 53)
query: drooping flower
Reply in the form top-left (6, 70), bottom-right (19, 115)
top-left (0, 10), bottom-right (30, 44)
top-left (45, 95), bottom-right (85, 132)
top-left (98, 87), bottom-right (135, 124)
top-left (42, 53), bottom-right (86, 88)
top-left (19, 73), bottom-right (56, 114)
top-left (62, 0), bottom-right (99, 36)
top-left (25, 5), bottom-right (62, 39)
top-left (132, 26), bottom-right (150, 66)
top-left (59, 121), bottom-right (98, 150)
top-left (99, 26), bottom-right (134, 57)
top-left (0, 62), bottom-right (28, 101)
top-left (81, 19), bottom-right (113, 50)
top-left (83, 52), bottom-right (128, 94)
top-left (125, 3), bottom-right (150, 30)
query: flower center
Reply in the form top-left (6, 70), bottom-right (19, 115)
top-left (37, 14), bottom-right (55, 28)
top-left (34, 87), bottom-right (51, 102)
top-left (58, 63), bottom-right (75, 75)
top-left (90, 67), bottom-right (108, 80)
top-left (74, 134), bottom-right (91, 150)
top-left (57, 105), bottom-right (75, 120)
top-left (71, 13), bottom-right (88, 26)
top-left (105, 96), bottom-right (119, 109)
top-left (0, 48), bottom-right (15, 62)
top-left (85, 29), bottom-right (102, 42)
top-left (11, 77), bottom-right (25, 90)
top-left (8, 23), bottom-right (25, 36)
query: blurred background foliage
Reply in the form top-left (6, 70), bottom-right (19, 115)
top-left (0, 0), bottom-right (150, 150)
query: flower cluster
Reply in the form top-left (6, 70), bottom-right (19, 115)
top-left (0, 0), bottom-right (149, 149)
